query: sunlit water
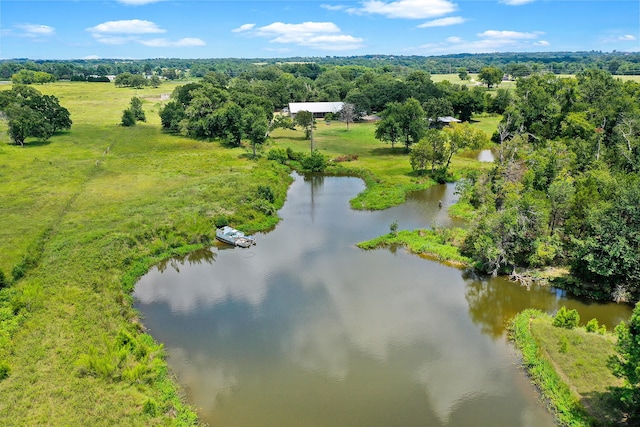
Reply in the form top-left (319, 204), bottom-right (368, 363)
top-left (134, 173), bottom-right (631, 426)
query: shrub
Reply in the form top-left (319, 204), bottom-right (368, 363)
top-left (553, 306), bottom-right (580, 329)
top-left (300, 150), bottom-right (327, 172)
top-left (121, 109), bottom-right (136, 127)
top-left (286, 147), bottom-right (302, 161)
top-left (267, 149), bottom-right (288, 164)
top-left (0, 360), bottom-right (10, 380)
top-left (0, 270), bottom-right (7, 289)
top-left (213, 215), bottom-right (229, 228)
top-left (585, 318), bottom-right (606, 334)
top-left (389, 220), bottom-right (399, 236)
top-left (257, 185), bottom-right (275, 203)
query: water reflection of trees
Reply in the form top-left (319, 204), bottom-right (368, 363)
top-left (463, 270), bottom-right (559, 339)
top-left (156, 248), bottom-right (217, 273)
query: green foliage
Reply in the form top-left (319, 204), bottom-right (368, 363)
top-left (585, 318), bottom-right (606, 334)
top-left (294, 110), bottom-right (314, 140)
top-left (553, 306), bottom-right (580, 329)
top-left (389, 220), bottom-right (398, 235)
top-left (267, 148), bottom-right (288, 164)
top-left (559, 335), bottom-right (569, 353)
top-left (121, 109), bottom-right (136, 127)
top-left (0, 85), bottom-right (71, 145)
top-left (358, 228), bottom-right (471, 265)
top-left (375, 98), bottom-right (427, 151)
top-left (114, 72), bottom-right (148, 88)
top-left (76, 328), bottom-right (165, 384)
top-left (286, 147), bottom-right (302, 161)
top-left (11, 69), bottom-right (56, 84)
top-left (610, 302), bottom-right (640, 422)
top-left (411, 129), bottom-right (448, 174)
top-left (142, 399), bottom-right (159, 417)
top-left (0, 271), bottom-right (7, 289)
top-left (129, 96), bottom-right (146, 122)
top-left (478, 66), bottom-right (503, 88)
top-left (211, 217), bottom-right (228, 230)
top-left (0, 360), bottom-right (10, 380)
top-left (509, 310), bottom-right (592, 427)
top-left (257, 185), bottom-right (275, 203)
top-left (299, 150), bottom-right (327, 172)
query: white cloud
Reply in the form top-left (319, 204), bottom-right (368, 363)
top-left (321, 4), bottom-right (348, 11)
top-left (16, 24), bottom-right (55, 38)
top-left (87, 19), bottom-right (166, 34)
top-left (237, 21), bottom-right (364, 51)
top-left (83, 55), bottom-right (101, 60)
top-left (139, 37), bottom-right (206, 47)
top-left (417, 28), bottom-right (547, 54)
top-left (478, 30), bottom-right (542, 39)
top-left (232, 24), bottom-right (256, 33)
top-left (499, 0), bottom-right (535, 5)
top-left (619, 34), bottom-right (636, 41)
top-left (92, 35), bottom-right (131, 45)
top-left (418, 16), bottom-right (466, 28)
top-left (350, 0), bottom-right (457, 19)
top-left (87, 19), bottom-right (204, 48)
top-left (116, 0), bottom-right (164, 4)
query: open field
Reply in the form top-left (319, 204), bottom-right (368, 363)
top-left (0, 81), bottom-right (293, 425)
top-left (0, 80), bottom-right (499, 425)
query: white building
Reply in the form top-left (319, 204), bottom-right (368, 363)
top-left (288, 102), bottom-right (344, 120)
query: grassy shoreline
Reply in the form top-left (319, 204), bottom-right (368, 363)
top-left (509, 310), bottom-right (625, 426)
top-left (357, 228), bottom-right (471, 267)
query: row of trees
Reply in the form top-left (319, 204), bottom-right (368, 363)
top-left (114, 72), bottom-right (162, 88)
top-left (457, 70), bottom-right (640, 302)
top-left (0, 85), bottom-right (71, 145)
top-left (158, 73), bottom-right (270, 157)
top-left (2, 51), bottom-right (640, 81)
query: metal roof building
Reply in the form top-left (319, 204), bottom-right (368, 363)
top-left (288, 102), bottom-right (344, 119)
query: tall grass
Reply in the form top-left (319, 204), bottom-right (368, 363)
top-left (0, 81), bottom-right (291, 425)
top-left (509, 310), bottom-right (594, 427)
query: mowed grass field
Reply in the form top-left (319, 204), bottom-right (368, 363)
top-left (0, 80), bottom-right (499, 425)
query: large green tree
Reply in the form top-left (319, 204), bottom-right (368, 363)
top-left (244, 105), bottom-right (269, 158)
top-left (375, 98), bottom-right (427, 152)
top-left (478, 67), bottom-right (503, 88)
top-left (0, 85), bottom-right (71, 146)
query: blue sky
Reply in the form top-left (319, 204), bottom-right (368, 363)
top-left (1, 0), bottom-right (638, 59)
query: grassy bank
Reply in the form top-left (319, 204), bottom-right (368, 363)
top-left (269, 116), bottom-right (496, 210)
top-left (357, 228), bottom-right (470, 266)
top-left (509, 310), bottom-right (625, 426)
top-left (0, 81), bottom-right (292, 425)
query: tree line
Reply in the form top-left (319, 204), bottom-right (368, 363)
top-left (457, 69), bottom-right (640, 302)
top-left (2, 51), bottom-right (640, 82)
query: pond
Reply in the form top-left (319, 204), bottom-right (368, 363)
top-left (134, 173), bottom-right (631, 426)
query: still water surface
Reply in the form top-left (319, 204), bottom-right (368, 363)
top-left (134, 173), bottom-right (631, 426)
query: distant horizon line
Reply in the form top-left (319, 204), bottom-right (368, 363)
top-left (2, 49), bottom-right (640, 62)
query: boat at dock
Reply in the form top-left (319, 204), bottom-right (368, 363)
top-left (216, 226), bottom-right (256, 248)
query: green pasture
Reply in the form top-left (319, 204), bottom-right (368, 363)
top-left (0, 81), bottom-right (292, 425)
top-left (0, 80), bottom-right (500, 425)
